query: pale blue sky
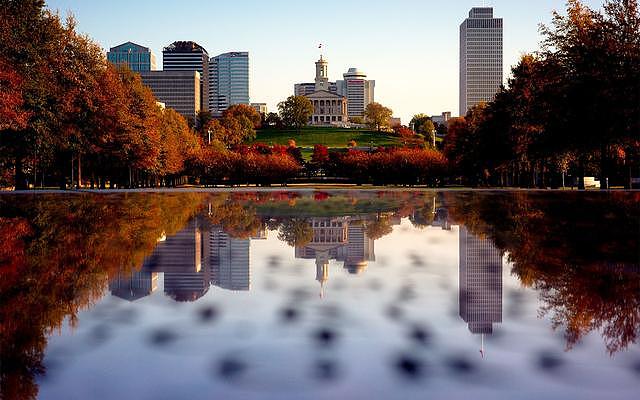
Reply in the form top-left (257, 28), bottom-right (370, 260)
top-left (45, 0), bottom-right (603, 122)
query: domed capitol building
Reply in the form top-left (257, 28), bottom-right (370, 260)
top-left (294, 55), bottom-right (375, 126)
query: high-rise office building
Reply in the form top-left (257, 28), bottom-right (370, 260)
top-left (139, 71), bottom-right (201, 122)
top-left (209, 52), bottom-right (250, 115)
top-left (459, 226), bottom-right (503, 335)
top-left (107, 42), bottom-right (157, 72)
top-left (459, 7), bottom-right (503, 116)
top-left (163, 41), bottom-right (209, 112)
top-left (336, 68), bottom-right (375, 118)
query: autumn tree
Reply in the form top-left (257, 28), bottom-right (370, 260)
top-left (277, 219), bottom-right (314, 247)
top-left (265, 112), bottom-right (283, 129)
top-left (0, 0), bottom-right (75, 189)
top-left (196, 110), bottom-right (213, 132)
top-left (365, 214), bottom-right (394, 240)
top-left (222, 104), bottom-right (261, 144)
top-left (278, 95), bottom-right (314, 133)
top-left (0, 59), bottom-right (29, 131)
top-left (224, 104), bottom-right (262, 129)
top-left (409, 114), bottom-right (431, 133)
top-left (364, 102), bottom-right (393, 132)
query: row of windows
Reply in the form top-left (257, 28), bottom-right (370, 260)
top-left (312, 116), bottom-right (343, 122)
top-left (312, 220), bottom-right (344, 228)
top-left (465, 49), bottom-right (503, 52)
top-left (313, 100), bottom-right (343, 106)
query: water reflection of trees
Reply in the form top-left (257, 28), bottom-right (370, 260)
top-left (445, 192), bottom-right (640, 355)
top-left (0, 194), bottom-right (204, 400)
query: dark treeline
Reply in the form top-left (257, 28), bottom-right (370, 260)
top-left (445, 0), bottom-right (640, 189)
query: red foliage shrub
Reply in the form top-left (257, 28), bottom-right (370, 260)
top-left (199, 145), bottom-right (303, 185)
top-left (327, 147), bottom-right (448, 185)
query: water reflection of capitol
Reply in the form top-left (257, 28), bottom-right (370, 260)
top-left (109, 215), bottom-right (387, 302)
top-left (296, 217), bottom-right (378, 295)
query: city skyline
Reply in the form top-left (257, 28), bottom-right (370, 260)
top-left (45, 0), bottom-right (603, 122)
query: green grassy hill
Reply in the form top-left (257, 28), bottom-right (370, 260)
top-left (249, 127), bottom-right (401, 148)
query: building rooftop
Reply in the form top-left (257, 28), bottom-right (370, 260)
top-left (344, 68), bottom-right (367, 78)
top-left (469, 7), bottom-right (494, 18)
top-left (109, 41), bottom-right (151, 52)
top-left (163, 41), bottom-right (208, 54)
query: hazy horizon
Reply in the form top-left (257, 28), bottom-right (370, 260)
top-left (45, 0), bottom-right (603, 123)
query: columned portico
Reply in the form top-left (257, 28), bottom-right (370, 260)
top-left (307, 91), bottom-right (348, 126)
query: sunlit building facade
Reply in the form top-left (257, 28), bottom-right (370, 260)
top-left (107, 42), bottom-right (157, 71)
top-left (336, 68), bottom-right (375, 118)
top-left (209, 52), bottom-right (250, 116)
top-left (459, 7), bottom-right (503, 115)
top-left (163, 41), bottom-right (209, 113)
top-left (139, 70), bottom-right (201, 122)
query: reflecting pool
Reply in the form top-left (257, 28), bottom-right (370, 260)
top-left (0, 190), bottom-right (638, 399)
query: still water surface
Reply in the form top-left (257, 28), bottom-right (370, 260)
top-left (1, 190), bottom-right (638, 399)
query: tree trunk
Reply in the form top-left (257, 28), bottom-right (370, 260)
top-left (78, 153), bottom-right (82, 189)
top-left (70, 156), bottom-right (75, 190)
top-left (14, 156), bottom-right (27, 190)
top-left (599, 143), bottom-right (609, 190)
top-left (577, 161), bottom-right (585, 190)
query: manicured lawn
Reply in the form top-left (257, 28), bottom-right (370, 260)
top-left (249, 127), bottom-right (402, 148)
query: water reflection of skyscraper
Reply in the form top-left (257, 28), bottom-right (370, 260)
top-left (459, 225), bottom-right (503, 356)
top-left (208, 226), bottom-right (251, 291)
top-left (109, 219), bottom-right (252, 302)
top-left (142, 220), bottom-right (210, 302)
top-left (109, 270), bottom-right (159, 302)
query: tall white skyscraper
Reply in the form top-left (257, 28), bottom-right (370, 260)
top-left (459, 7), bottom-right (503, 116)
top-left (209, 52), bottom-right (250, 116)
top-left (336, 68), bottom-right (375, 118)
